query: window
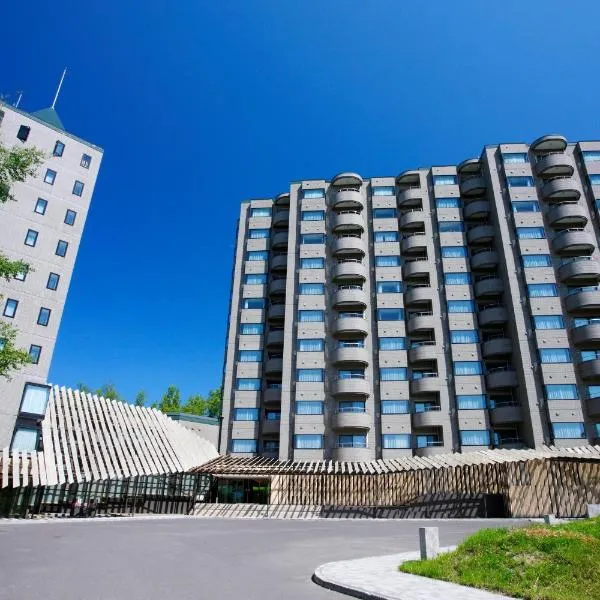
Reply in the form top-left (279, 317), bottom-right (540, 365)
top-left (507, 176), bottom-right (535, 187)
top-left (375, 255), bottom-right (401, 267)
top-left (451, 330), bottom-right (479, 344)
top-left (250, 207), bottom-right (272, 217)
top-left (301, 233), bottom-right (325, 244)
top-left (3, 299), bottom-right (18, 318)
top-left (517, 227), bottom-right (545, 239)
top-left (37, 307), bottom-right (51, 326)
top-left (522, 254), bottom-right (552, 268)
top-left (64, 209), bottom-right (77, 226)
top-left (438, 221), bottom-right (464, 232)
top-left (502, 152), bottom-right (529, 163)
top-left (238, 350), bottom-right (262, 362)
top-left (24, 229), bottom-right (38, 247)
top-left (581, 350), bottom-right (600, 362)
top-left (11, 428), bottom-right (38, 451)
top-left (297, 369), bottom-right (324, 382)
top-left (382, 434), bottom-right (411, 449)
top-left (454, 361), bottom-right (483, 375)
top-left (231, 439), bottom-right (257, 453)
top-left (590, 175), bottom-right (600, 186)
top-left (299, 283), bottom-right (324, 295)
top-left (14, 268), bottom-right (27, 281)
top-left (533, 315), bottom-right (564, 330)
top-left (372, 186), bottom-right (395, 196)
top-left (527, 283), bottom-right (558, 297)
top-left (240, 323), bottom-right (264, 335)
top-left (81, 154), bottom-right (92, 168)
top-left (512, 200), bottom-right (540, 212)
top-left (552, 422), bottom-right (585, 440)
top-left (29, 345), bottom-right (42, 364)
top-left (460, 430), bottom-right (490, 446)
top-left (303, 188), bottom-right (325, 199)
top-left (17, 125), bottom-right (30, 142)
top-left (374, 231), bottom-right (399, 242)
top-left (265, 410), bottom-right (280, 421)
top-left (47, 272), bottom-right (60, 291)
top-left (441, 246), bottom-right (467, 258)
top-left (294, 434), bottom-right (323, 449)
top-left (447, 300), bottom-right (475, 313)
top-left (298, 310), bottom-right (324, 322)
top-left (19, 383), bottom-right (50, 415)
top-left (55, 240), bottom-right (69, 257)
top-left (338, 369), bottom-right (365, 379)
top-left (244, 274), bottom-right (267, 285)
top-left (338, 400), bottom-right (365, 413)
top-left (248, 228), bottom-right (269, 239)
top-left (377, 281), bottom-right (402, 293)
top-left (34, 198), bottom-right (48, 215)
top-left (416, 434), bottom-right (441, 448)
top-left (373, 208), bottom-right (397, 219)
top-left (545, 384), bottom-right (578, 400)
top-left (72, 180), bottom-right (84, 196)
top-left (338, 434), bottom-right (367, 448)
top-left (44, 169), bottom-right (56, 185)
top-left (436, 197), bottom-right (461, 208)
top-left (433, 175), bottom-right (457, 185)
top-left (235, 378), bottom-right (261, 391)
top-left (381, 400), bottom-right (410, 414)
top-left (582, 151), bottom-right (600, 162)
top-left (380, 367), bottom-right (407, 381)
top-left (301, 210), bottom-right (325, 221)
top-left (588, 386), bottom-right (600, 399)
top-left (53, 140), bottom-right (65, 157)
top-left (242, 298), bottom-right (265, 309)
top-left (233, 408), bottom-right (259, 421)
top-left (378, 337), bottom-right (406, 351)
top-left (539, 348), bottom-right (572, 363)
top-left (246, 250), bottom-right (268, 261)
top-left (444, 272), bottom-right (471, 285)
top-left (296, 401), bottom-right (324, 415)
top-left (377, 308), bottom-right (404, 321)
top-left (300, 257), bottom-right (324, 269)
top-left (457, 394), bottom-right (487, 410)
top-left (574, 317), bottom-right (600, 328)
top-left (297, 338), bottom-right (324, 351)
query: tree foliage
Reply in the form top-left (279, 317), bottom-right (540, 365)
top-left (180, 387), bottom-right (222, 417)
top-left (153, 385), bottom-right (181, 413)
top-left (0, 144), bottom-right (45, 203)
top-left (0, 322), bottom-right (31, 379)
top-left (134, 390), bottom-right (146, 407)
top-left (77, 382), bottom-right (123, 402)
top-left (0, 254), bottom-right (29, 281)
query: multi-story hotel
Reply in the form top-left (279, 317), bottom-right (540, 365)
top-left (221, 135), bottom-right (600, 461)
top-left (0, 100), bottom-right (102, 449)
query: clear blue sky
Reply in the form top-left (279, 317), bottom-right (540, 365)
top-left (3, 1), bottom-right (600, 404)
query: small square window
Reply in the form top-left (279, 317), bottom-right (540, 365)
top-left (55, 240), bottom-right (68, 257)
top-left (72, 180), bottom-right (84, 196)
top-left (47, 272), bottom-right (60, 290)
top-left (29, 345), bottom-right (42, 364)
top-left (53, 141), bottom-right (65, 157)
top-left (17, 125), bottom-right (30, 142)
top-left (24, 229), bottom-right (38, 247)
top-left (37, 307), bottom-right (51, 326)
top-left (34, 198), bottom-right (48, 215)
top-left (64, 209), bottom-right (77, 226)
top-left (14, 269), bottom-right (27, 281)
top-left (44, 169), bottom-right (57, 185)
top-left (3, 298), bottom-right (18, 318)
top-left (81, 154), bottom-right (91, 169)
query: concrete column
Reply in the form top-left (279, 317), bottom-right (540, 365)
top-left (419, 526), bottom-right (439, 560)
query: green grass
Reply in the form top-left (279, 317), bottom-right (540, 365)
top-left (399, 517), bottom-right (600, 600)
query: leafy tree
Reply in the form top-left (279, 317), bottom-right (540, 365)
top-left (0, 323), bottom-right (31, 379)
top-left (182, 393), bottom-right (207, 415)
top-left (154, 385), bottom-right (181, 413)
top-left (0, 144), bottom-right (45, 203)
top-left (77, 383), bottom-right (92, 394)
top-left (134, 390), bottom-right (146, 407)
top-left (206, 387), bottom-right (222, 418)
top-left (96, 383), bottom-right (122, 402)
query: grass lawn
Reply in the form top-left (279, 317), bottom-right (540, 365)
top-left (399, 517), bottom-right (600, 600)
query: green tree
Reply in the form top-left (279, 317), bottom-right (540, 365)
top-left (96, 383), bottom-right (122, 402)
top-left (134, 390), bottom-right (146, 407)
top-left (0, 322), bottom-right (31, 379)
top-left (182, 393), bottom-right (206, 415)
top-left (154, 385), bottom-right (181, 413)
top-left (205, 387), bottom-right (222, 418)
top-left (77, 383), bottom-right (92, 394)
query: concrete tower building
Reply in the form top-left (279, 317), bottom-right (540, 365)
top-left (221, 135), bottom-right (600, 461)
top-left (0, 100), bottom-right (103, 448)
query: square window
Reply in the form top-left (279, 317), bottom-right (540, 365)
top-left (44, 169), bottom-right (56, 185)
top-left (81, 154), bottom-right (91, 168)
top-left (11, 428), bottom-right (39, 451)
top-left (37, 307), bottom-right (51, 326)
top-left (19, 383), bottom-right (50, 416)
top-left (14, 269), bottom-right (27, 281)
top-left (56, 240), bottom-right (68, 257)
top-left (433, 175), bottom-right (457, 185)
top-left (47, 272), bottom-right (60, 290)
top-left (24, 229), bottom-right (38, 247)
top-left (34, 198), bottom-right (48, 215)
top-left (17, 125), bottom-right (30, 142)
top-left (64, 209), bottom-right (77, 226)
top-left (3, 298), bottom-right (18, 318)
top-left (53, 141), bottom-right (65, 157)
top-left (29, 345), bottom-right (42, 364)
top-left (72, 180), bottom-right (84, 196)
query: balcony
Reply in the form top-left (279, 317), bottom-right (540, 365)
top-left (463, 200), bottom-right (490, 220)
top-left (486, 367), bottom-right (518, 390)
top-left (490, 404), bottom-right (523, 425)
top-left (274, 192), bottom-right (290, 207)
top-left (551, 229), bottom-right (595, 255)
top-left (333, 286), bottom-right (368, 309)
top-left (401, 232), bottom-right (427, 255)
top-left (546, 203), bottom-right (588, 228)
top-left (332, 315), bottom-right (369, 337)
top-left (332, 346), bottom-right (370, 366)
top-left (407, 312), bottom-right (435, 335)
top-left (579, 359), bottom-right (600, 381)
top-left (470, 249), bottom-right (499, 271)
top-left (474, 276), bottom-right (503, 298)
top-left (331, 378), bottom-right (370, 397)
top-left (540, 177), bottom-right (581, 202)
top-left (270, 254), bottom-right (287, 273)
top-left (566, 287), bottom-right (600, 313)
top-left (572, 323), bottom-right (600, 347)
top-left (261, 419), bottom-right (280, 436)
top-left (467, 224), bottom-right (494, 245)
top-left (410, 374), bottom-right (441, 395)
top-left (268, 278), bottom-right (286, 298)
top-left (404, 285), bottom-right (435, 307)
top-left (332, 446), bottom-right (371, 461)
top-left (332, 172), bottom-right (363, 187)
top-left (333, 260), bottom-right (367, 282)
top-left (267, 304), bottom-right (285, 322)
top-left (558, 258), bottom-right (600, 284)
top-left (402, 258), bottom-right (430, 280)
top-left (482, 336), bottom-right (512, 358)
top-left (263, 387), bottom-right (282, 404)
top-left (395, 169), bottom-right (420, 186)
top-left (271, 231), bottom-right (288, 250)
top-left (535, 153), bottom-right (575, 177)
top-left (331, 410), bottom-right (371, 430)
top-left (332, 211), bottom-right (365, 233)
top-left (399, 209), bottom-right (425, 230)
top-left (414, 443), bottom-right (445, 458)
top-left (478, 305), bottom-right (508, 327)
top-left (460, 176), bottom-right (487, 198)
top-left (396, 186), bottom-right (422, 208)
top-left (588, 396), bottom-right (600, 417)
top-left (266, 329), bottom-right (284, 348)
top-left (264, 358), bottom-right (283, 375)
top-left (272, 210), bottom-right (290, 228)
top-left (530, 134), bottom-right (567, 153)
top-left (333, 188), bottom-right (363, 210)
top-left (408, 341), bottom-right (437, 363)
top-left (333, 235), bottom-right (367, 256)
top-left (412, 407), bottom-right (443, 428)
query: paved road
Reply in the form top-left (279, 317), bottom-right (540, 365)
top-left (0, 517), bottom-right (527, 600)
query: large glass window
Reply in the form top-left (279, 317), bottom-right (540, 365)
top-left (299, 283), bottom-right (324, 295)
top-left (528, 283), bottom-right (558, 297)
top-left (297, 338), bottom-right (324, 351)
top-left (231, 439), bottom-right (257, 453)
top-left (381, 400), bottom-right (410, 414)
top-left (436, 198), bottom-right (461, 208)
top-left (433, 175), bottom-right (457, 185)
top-left (337, 434), bottom-right (367, 448)
top-left (507, 176), bottom-right (535, 187)
top-left (552, 422), bottom-right (585, 439)
top-left (451, 330), bottom-right (479, 344)
top-left (372, 186), bottom-right (395, 196)
top-left (512, 200), bottom-right (540, 212)
top-left (533, 315), bottom-right (564, 330)
top-left (301, 210), bottom-right (325, 221)
top-left (380, 367), bottom-right (407, 381)
top-left (444, 272), bottom-right (471, 285)
top-left (338, 400), bottom-right (365, 413)
top-left (64, 209), bottom-right (77, 226)
top-left (47, 273), bottom-right (60, 291)
top-left (378, 337), bottom-right (406, 350)
top-left (25, 229), bottom-right (38, 247)
top-left (416, 434), bottom-right (441, 448)
top-left (522, 254), bottom-right (552, 268)
top-left (298, 310), bottom-right (324, 322)
top-left (11, 428), bottom-right (38, 451)
top-left (37, 307), bottom-right (51, 326)
top-left (382, 434), bottom-right (411, 449)
top-left (582, 151), bottom-right (600, 162)
top-left (545, 384), bottom-right (578, 400)
top-left (377, 308), bottom-right (404, 321)
top-left (44, 169), bottom-right (56, 185)
top-left (250, 207), bottom-right (272, 217)
top-left (374, 231), bottom-right (399, 242)
top-left (373, 208), bottom-right (397, 219)
top-left (460, 430), bottom-right (490, 446)
top-left (517, 227), bottom-right (545, 239)
top-left (295, 401), bottom-right (324, 415)
top-left (19, 383), bottom-right (50, 415)
top-left (539, 348), bottom-right (572, 363)
top-left (244, 274), bottom-right (267, 285)
top-left (375, 255), bottom-right (401, 267)
top-left (297, 369), bottom-right (324, 382)
top-left (454, 361), bottom-right (483, 375)
top-left (441, 246), bottom-right (467, 258)
top-left (300, 257), bottom-right (324, 269)
top-left (240, 323), bottom-right (264, 335)
top-left (303, 188), bottom-right (325, 199)
top-left (588, 386), bottom-right (600, 399)
top-left (447, 300), bottom-right (475, 313)
top-left (301, 233), bottom-right (325, 244)
top-left (502, 152), bottom-right (529, 164)
top-left (242, 298), bottom-right (265, 309)
top-left (238, 350), bottom-right (262, 362)
top-left (590, 175), bottom-right (600, 185)
top-left (3, 298), bottom-right (18, 318)
top-left (248, 228), bottom-right (270, 239)
top-left (457, 394), bottom-right (487, 410)
top-left (246, 250), bottom-right (268, 261)
top-left (233, 408), bottom-right (259, 421)
top-left (377, 281), bottom-right (402, 293)
top-left (438, 221), bottom-right (464, 233)
top-left (236, 378), bottom-right (261, 391)
top-left (294, 434), bottom-right (323, 449)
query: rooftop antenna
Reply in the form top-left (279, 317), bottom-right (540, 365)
top-left (51, 68), bottom-right (67, 109)
top-left (14, 91), bottom-right (23, 108)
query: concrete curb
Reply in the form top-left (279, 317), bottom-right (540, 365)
top-left (312, 548), bottom-right (516, 600)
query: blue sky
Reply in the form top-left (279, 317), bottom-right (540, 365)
top-left (3, 1), bottom-right (600, 404)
